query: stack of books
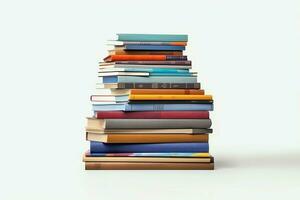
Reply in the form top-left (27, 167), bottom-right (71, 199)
top-left (84, 33), bottom-right (214, 170)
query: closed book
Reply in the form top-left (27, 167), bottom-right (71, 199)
top-left (86, 133), bottom-right (209, 143)
top-left (90, 142), bottom-right (209, 153)
top-left (85, 162), bottom-right (214, 170)
top-left (99, 68), bottom-right (190, 73)
top-left (101, 76), bottom-right (197, 83)
top-left (129, 89), bottom-right (204, 95)
top-left (86, 118), bottom-right (212, 129)
top-left (103, 55), bottom-right (187, 62)
top-left (99, 60), bottom-right (192, 66)
top-left (122, 44), bottom-right (185, 51)
top-left (99, 64), bottom-right (191, 69)
top-left (107, 41), bottom-right (187, 46)
top-left (92, 103), bottom-right (213, 111)
top-left (128, 100), bottom-right (213, 104)
top-left (109, 50), bottom-right (183, 56)
top-left (116, 34), bottom-right (188, 42)
top-left (98, 72), bottom-right (149, 77)
top-left (83, 154), bottom-right (212, 163)
top-left (87, 152), bottom-right (211, 158)
top-left (129, 94), bottom-right (212, 101)
top-left (96, 83), bottom-right (201, 89)
top-left (86, 129), bottom-right (213, 134)
top-left (95, 111), bottom-right (209, 119)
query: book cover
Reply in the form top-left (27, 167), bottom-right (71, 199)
top-left (103, 55), bottom-right (187, 62)
top-left (128, 94), bottom-right (213, 100)
top-left (95, 111), bottom-right (209, 119)
top-left (99, 68), bottom-right (190, 73)
top-left (116, 34), bottom-right (188, 42)
top-left (99, 60), bottom-right (192, 66)
top-left (101, 76), bottom-right (197, 83)
top-left (129, 89), bottom-right (204, 95)
top-left (96, 83), bottom-right (201, 89)
top-left (109, 50), bottom-right (183, 56)
top-left (107, 41), bottom-right (187, 46)
top-left (90, 141), bottom-right (209, 153)
top-left (86, 128), bottom-right (213, 134)
top-left (123, 44), bottom-right (185, 51)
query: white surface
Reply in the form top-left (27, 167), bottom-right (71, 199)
top-left (0, 0), bottom-right (300, 199)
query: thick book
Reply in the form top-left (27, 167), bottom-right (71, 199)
top-left (99, 60), bottom-right (192, 66)
top-left (122, 44), bottom-right (185, 51)
top-left (86, 152), bottom-right (210, 158)
top-left (90, 141), bottom-right (209, 153)
top-left (129, 94), bottom-right (212, 101)
top-left (92, 103), bottom-right (213, 111)
top-left (104, 55), bottom-right (187, 62)
top-left (96, 83), bottom-right (201, 89)
top-left (85, 161), bottom-right (214, 170)
top-left (87, 118), bottom-right (212, 129)
top-left (83, 154), bottom-right (212, 163)
top-left (95, 111), bottom-right (209, 119)
top-left (101, 76), bottom-right (197, 83)
top-left (129, 89), bottom-right (204, 95)
top-left (107, 41), bottom-right (187, 46)
top-left (116, 34), bottom-right (188, 42)
top-left (86, 133), bottom-right (209, 143)
top-left (109, 50), bottom-right (183, 56)
top-left (86, 129), bottom-right (213, 134)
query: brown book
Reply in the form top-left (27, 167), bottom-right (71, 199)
top-left (83, 155), bottom-right (212, 163)
top-left (86, 132), bottom-right (209, 143)
top-left (109, 50), bottom-right (183, 56)
top-left (85, 161), bottom-right (214, 170)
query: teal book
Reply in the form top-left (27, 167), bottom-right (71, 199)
top-left (99, 68), bottom-right (190, 73)
top-left (116, 34), bottom-right (188, 42)
top-left (100, 76), bottom-right (197, 83)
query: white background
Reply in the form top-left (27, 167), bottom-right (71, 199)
top-left (0, 0), bottom-right (300, 199)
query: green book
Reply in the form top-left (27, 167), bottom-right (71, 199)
top-left (116, 33), bottom-right (188, 42)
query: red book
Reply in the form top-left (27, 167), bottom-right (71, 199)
top-left (95, 111), bottom-right (209, 119)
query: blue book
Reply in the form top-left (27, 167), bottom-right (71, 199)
top-left (101, 76), bottom-right (197, 83)
top-left (106, 68), bottom-right (190, 73)
top-left (90, 142), bottom-right (209, 153)
top-left (117, 34), bottom-right (188, 42)
top-left (124, 45), bottom-right (185, 51)
top-left (92, 103), bottom-right (213, 111)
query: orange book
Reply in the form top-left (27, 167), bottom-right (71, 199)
top-left (130, 89), bottom-right (205, 95)
top-left (103, 55), bottom-right (187, 62)
top-left (86, 133), bottom-right (209, 143)
top-left (169, 42), bottom-right (187, 46)
top-left (109, 50), bottom-right (183, 56)
top-left (129, 94), bottom-right (213, 101)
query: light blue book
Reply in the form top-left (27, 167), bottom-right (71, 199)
top-left (92, 103), bottom-right (213, 111)
top-left (124, 44), bottom-right (185, 51)
top-left (101, 76), bottom-right (197, 83)
top-left (116, 34), bottom-right (188, 42)
top-left (100, 68), bottom-right (190, 73)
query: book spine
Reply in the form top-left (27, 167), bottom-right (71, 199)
top-left (107, 55), bottom-right (187, 61)
top-left (122, 41), bottom-right (187, 46)
top-left (130, 89), bottom-right (204, 95)
top-left (129, 94), bottom-right (213, 101)
top-left (117, 34), bottom-right (188, 42)
top-left (124, 45), bottom-right (185, 51)
top-left (115, 60), bottom-right (192, 65)
top-left (110, 50), bottom-right (183, 56)
top-left (125, 103), bottom-right (213, 111)
top-left (107, 76), bottom-right (197, 83)
top-left (90, 142), bottom-right (209, 153)
top-left (104, 119), bottom-right (212, 129)
top-left (85, 162), bottom-right (214, 170)
top-left (95, 111), bottom-right (209, 119)
top-left (116, 83), bottom-right (201, 89)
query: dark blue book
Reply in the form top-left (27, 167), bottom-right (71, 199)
top-left (90, 142), bottom-right (209, 153)
top-left (124, 45), bottom-right (185, 51)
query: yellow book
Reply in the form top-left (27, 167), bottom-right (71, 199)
top-left (129, 94), bottom-right (213, 100)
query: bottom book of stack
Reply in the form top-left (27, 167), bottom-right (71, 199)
top-left (83, 151), bottom-right (214, 170)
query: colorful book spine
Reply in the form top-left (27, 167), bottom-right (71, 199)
top-left (97, 83), bottom-right (201, 89)
top-left (104, 55), bottom-right (187, 62)
top-left (129, 94), bottom-right (213, 101)
top-left (107, 60), bottom-right (192, 65)
top-left (95, 111), bottom-right (209, 119)
top-left (90, 142), bottom-right (209, 153)
top-left (124, 45), bottom-right (185, 51)
top-left (87, 152), bottom-right (210, 157)
top-left (129, 89), bottom-right (204, 95)
top-left (117, 34), bottom-right (188, 42)
top-left (101, 76), bottom-right (197, 83)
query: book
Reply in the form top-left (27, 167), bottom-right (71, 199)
top-left (128, 100), bottom-right (213, 104)
top-left (99, 60), bottom-right (192, 66)
top-left (104, 55), bottom-right (187, 62)
top-left (92, 103), bottom-right (213, 111)
top-left (121, 44), bottom-right (185, 51)
top-left (129, 94), bottom-right (213, 101)
top-left (95, 111), bottom-right (209, 119)
top-left (90, 95), bottom-right (128, 102)
top-left (98, 72), bottom-right (149, 77)
top-left (96, 83), bottom-right (201, 89)
top-left (107, 41), bottom-right (187, 46)
top-left (86, 152), bottom-right (211, 158)
top-left (85, 161), bottom-right (214, 170)
top-left (109, 50), bottom-right (183, 56)
top-left (90, 141), bottom-right (209, 153)
top-left (129, 89), bottom-right (204, 95)
top-left (86, 129), bottom-right (213, 134)
top-left (86, 133), bottom-right (209, 143)
top-left (115, 33), bottom-right (188, 42)
top-left (92, 89), bottom-right (131, 95)
top-left (99, 68), bottom-right (190, 73)
top-left (99, 64), bottom-right (191, 69)
top-left (86, 118), bottom-right (212, 129)
top-left (100, 76), bottom-right (197, 83)
top-left (83, 154), bottom-right (212, 163)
